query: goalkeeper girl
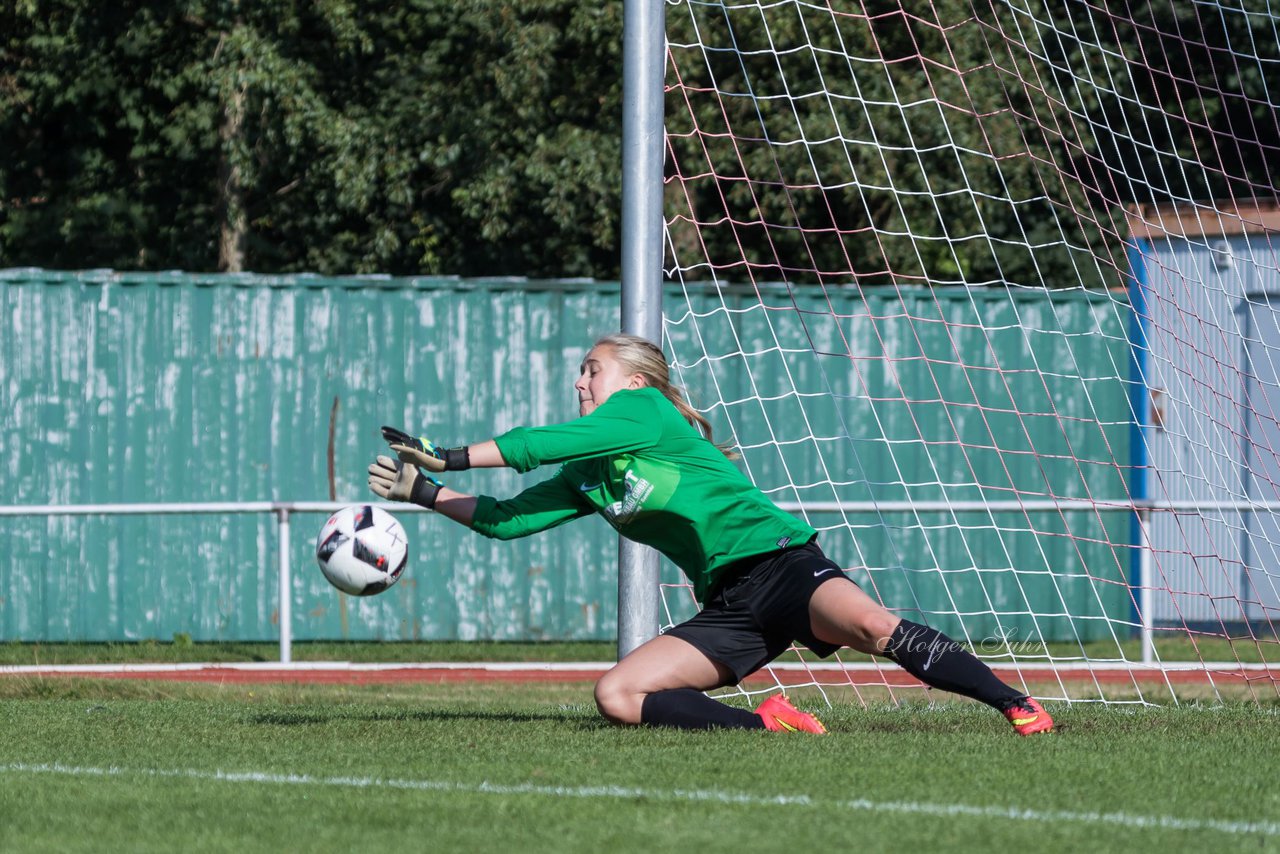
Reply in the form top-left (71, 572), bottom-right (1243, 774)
top-left (368, 333), bottom-right (1053, 736)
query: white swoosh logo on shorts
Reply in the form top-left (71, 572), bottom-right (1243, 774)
top-left (813, 567), bottom-right (837, 578)
top-left (580, 482), bottom-right (602, 492)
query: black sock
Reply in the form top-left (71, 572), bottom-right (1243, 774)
top-left (883, 620), bottom-right (1025, 710)
top-left (640, 688), bottom-right (767, 730)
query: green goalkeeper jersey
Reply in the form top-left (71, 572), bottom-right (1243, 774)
top-left (470, 387), bottom-right (817, 601)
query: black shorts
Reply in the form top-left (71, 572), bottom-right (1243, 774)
top-left (664, 539), bottom-right (853, 684)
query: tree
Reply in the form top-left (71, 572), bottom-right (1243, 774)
top-left (0, 0), bottom-right (625, 276)
top-left (2, 1), bottom-right (1274, 282)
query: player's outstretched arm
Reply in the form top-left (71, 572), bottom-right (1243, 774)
top-left (458, 440), bottom-right (504, 468)
top-left (367, 455), bottom-right (478, 527)
top-left (381, 426), bottom-right (508, 472)
top-left (431, 487), bottom-right (478, 527)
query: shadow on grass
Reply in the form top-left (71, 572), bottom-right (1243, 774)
top-left (248, 708), bottom-right (607, 729)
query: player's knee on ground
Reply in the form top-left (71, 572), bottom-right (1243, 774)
top-left (593, 676), bottom-right (643, 725)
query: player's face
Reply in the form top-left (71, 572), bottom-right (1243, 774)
top-left (575, 345), bottom-right (644, 416)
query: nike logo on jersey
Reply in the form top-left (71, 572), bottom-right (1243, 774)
top-left (813, 567), bottom-right (838, 578)
top-left (579, 482), bottom-right (602, 492)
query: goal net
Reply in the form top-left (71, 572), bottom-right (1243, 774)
top-left (660, 0), bottom-right (1280, 704)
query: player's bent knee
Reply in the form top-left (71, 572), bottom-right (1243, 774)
top-left (843, 612), bottom-right (899, 655)
top-left (593, 677), bottom-right (643, 726)
top-left (824, 607), bottom-right (901, 655)
top-left (864, 611), bottom-right (901, 647)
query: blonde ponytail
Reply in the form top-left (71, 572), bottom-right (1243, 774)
top-left (593, 333), bottom-right (738, 459)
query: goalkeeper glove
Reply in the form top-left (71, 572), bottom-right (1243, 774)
top-left (367, 455), bottom-right (444, 508)
top-left (380, 425), bottom-right (471, 473)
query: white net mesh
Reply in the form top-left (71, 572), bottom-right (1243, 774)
top-left (660, 0), bottom-right (1280, 704)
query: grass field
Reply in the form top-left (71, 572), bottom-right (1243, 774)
top-left (1, 676), bottom-right (1278, 853)
top-left (2, 634), bottom-right (1276, 665)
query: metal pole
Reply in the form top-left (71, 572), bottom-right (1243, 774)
top-left (1139, 508), bottom-right (1155, 665)
top-left (618, 0), bottom-right (666, 659)
top-left (1127, 238), bottom-right (1154, 666)
top-left (277, 508), bottom-right (293, 664)
top-left (621, 0), bottom-right (666, 338)
top-left (11, 497), bottom-right (1280, 517)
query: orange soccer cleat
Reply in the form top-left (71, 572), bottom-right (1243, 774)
top-left (755, 694), bottom-right (828, 734)
top-left (1003, 697), bottom-right (1054, 736)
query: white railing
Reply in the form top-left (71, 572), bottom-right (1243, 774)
top-left (0, 501), bottom-right (432, 664)
top-left (3, 498), bottom-right (1276, 664)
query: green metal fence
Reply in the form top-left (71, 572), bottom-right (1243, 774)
top-left (0, 270), bottom-right (1132, 643)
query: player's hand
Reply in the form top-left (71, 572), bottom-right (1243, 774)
top-left (380, 425), bottom-right (470, 472)
top-left (367, 455), bottom-right (444, 508)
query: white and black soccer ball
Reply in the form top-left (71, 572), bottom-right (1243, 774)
top-left (315, 505), bottom-right (409, 596)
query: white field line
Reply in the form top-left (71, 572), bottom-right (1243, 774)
top-left (1, 762), bottom-right (1275, 838)
top-left (0, 661), bottom-right (1276, 675)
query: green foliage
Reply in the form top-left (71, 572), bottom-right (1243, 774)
top-left (0, 1), bottom-right (1275, 281)
top-left (0, 0), bottom-right (623, 276)
top-left (670, 2), bottom-right (1043, 286)
top-left (665, 0), bottom-right (1277, 288)
top-left (1032, 0), bottom-right (1280, 205)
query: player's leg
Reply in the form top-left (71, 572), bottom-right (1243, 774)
top-left (807, 578), bottom-right (1053, 734)
top-left (593, 634), bottom-right (766, 729)
top-left (596, 634), bottom-right (826, 732)
top-left (805, 576), bottom-right (900, 656)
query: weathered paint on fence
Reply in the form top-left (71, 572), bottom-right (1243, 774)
top-left (1, 270), bottom-right (1131, 643)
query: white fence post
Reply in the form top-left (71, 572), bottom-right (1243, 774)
top-left (278, 507), bottom-right (293, 664)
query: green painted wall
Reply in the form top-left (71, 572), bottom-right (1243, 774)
top-left (0, 271), bottom-right (1132, 644)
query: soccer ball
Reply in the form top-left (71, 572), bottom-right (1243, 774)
top-left (315, 505), bottom-right (409, 596)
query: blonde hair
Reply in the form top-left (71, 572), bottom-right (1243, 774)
top-left (593, 333), bottom-right (737, 458)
